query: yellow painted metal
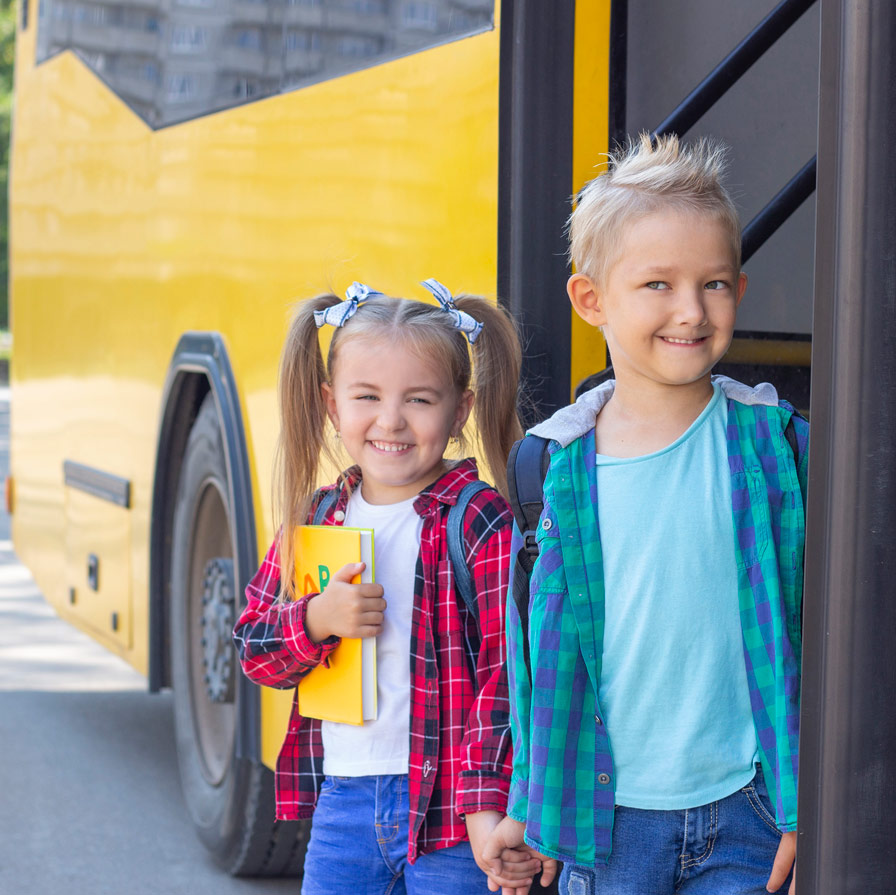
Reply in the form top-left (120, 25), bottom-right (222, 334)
top-left (722, 338), bottom-right (812, 367)
top-left (64, 488), bottom-right (132, 651)
top-left (570, 0), bottom-right (612, 398)
top-left (10, 5), bottom-right (501, 770)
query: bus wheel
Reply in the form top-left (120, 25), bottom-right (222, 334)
top-left (169, 393), bottom-right (310, 876)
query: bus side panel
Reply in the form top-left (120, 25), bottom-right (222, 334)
top-left (10, 9), bottom-right (501, 689)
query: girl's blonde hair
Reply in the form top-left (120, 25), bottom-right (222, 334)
top-left (275, 289), bottom-right (523, 598)
top-left (569, 133), bottom-right (742, 287)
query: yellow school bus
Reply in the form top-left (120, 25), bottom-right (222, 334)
top-left (10, 0), bottom-right (818, 876)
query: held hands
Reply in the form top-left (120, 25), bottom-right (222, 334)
top-left (477, 814), bottom-right (558, 895)
top-left (304, 562), bottom-right (386, 643)
top-left (466, 812), bottom-right (541, 893)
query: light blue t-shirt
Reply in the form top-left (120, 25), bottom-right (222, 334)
top-left (595, 382), bottom-right (759, 809)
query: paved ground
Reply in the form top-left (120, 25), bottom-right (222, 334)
top-left (0, 385), bottom-right (298, 894)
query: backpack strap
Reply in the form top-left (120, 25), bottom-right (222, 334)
top-left (506, 435), bottom-right (551, 680)
top-left (779, 399), bottom-right (807, 469)
top-left (446, 479), bottom-right (491, 633)
top-left (311, 488), bottom-right (338, 525)
top-left (315, 480), bottom-right (487, 633)
top-left (784, 416), bottom-right (799, 464)
top-left (507, 436), bottom-right (552, 570)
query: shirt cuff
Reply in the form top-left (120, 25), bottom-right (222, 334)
top-left (455, 770), bottom-right (512, 817)
top-left (506, 776), bottom-right (529, 822)
top-left (281, 594), bottom-right (339, 666)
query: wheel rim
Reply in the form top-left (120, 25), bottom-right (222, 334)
top-left (201, 557), bottom-right (236, 705)
top-left (187, 476), bottom-right (237, 787)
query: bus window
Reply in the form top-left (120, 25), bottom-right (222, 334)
top-left (35, 0), bottom-right (495, 128)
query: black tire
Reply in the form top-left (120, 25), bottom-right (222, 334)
top-left (170, 393), bottom-right (310, 876)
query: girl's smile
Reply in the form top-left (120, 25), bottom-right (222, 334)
top-left (369, 440), bottom-right (412, 453)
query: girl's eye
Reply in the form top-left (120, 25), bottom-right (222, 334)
top-left (353, 394), bottom-right (378, 401)
top-left (705, 280), bottom-right (728, 291)
top-left (409, 397), bottom-right (431, 405)
top-left (646, 281), bottom-right (670, 290)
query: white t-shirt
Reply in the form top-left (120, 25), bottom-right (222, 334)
top-left (321, 489), bottom-right (422, 775)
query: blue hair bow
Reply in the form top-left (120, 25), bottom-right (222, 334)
top-left (314, 281), bottom-right (386, 329)
top-left (420, 278), bottom-right (483, 344)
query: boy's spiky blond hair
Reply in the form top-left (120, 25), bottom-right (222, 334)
top-left (569, 133), bottom-right (741, 287)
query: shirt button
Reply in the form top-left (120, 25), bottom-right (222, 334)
top-left (542, 518), bottom-right (553, 531)
top-left (594, 715), bottom-right (602, 725)
top-left (333, 510), bottom-right (345, 522)
top-left (598, 773), bottom-right (611, 785)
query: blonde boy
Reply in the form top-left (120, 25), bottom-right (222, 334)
top-left (484, 135), bottom-right (806, 895)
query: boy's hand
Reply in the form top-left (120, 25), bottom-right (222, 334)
top-left (766, 830), bottom-right (796, 894)
top-left (480, 815), bottom-right (559, 895)
top-left (304, 562), bottom-right (385, 642)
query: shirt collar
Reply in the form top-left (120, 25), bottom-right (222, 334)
top-left (332, 458), bottom-right (481, 516)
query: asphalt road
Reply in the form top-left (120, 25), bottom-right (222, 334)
top-left (0, 385), bottom-right (297, 895)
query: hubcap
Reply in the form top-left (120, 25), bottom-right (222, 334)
top-left (200, 557), bottom-right (236, 704)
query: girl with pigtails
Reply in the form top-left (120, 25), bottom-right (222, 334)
top-left (233, 281), bottom-right (544, 894)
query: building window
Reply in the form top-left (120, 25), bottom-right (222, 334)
top-left (400, 1), bottom-right (438, 31)
top-left (166, 74), bottom-right (197, 102)
top-left (284, 29), bottom-right (321, 51)
top-left (170, 25), bottom-right (207, 53)
top-left (336, 34), bottom-right (379, 58)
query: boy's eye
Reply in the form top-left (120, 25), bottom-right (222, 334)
top-left (705, 280), bottom-right (728, 291)
top-left (645, 281), bottom-right (670, 290)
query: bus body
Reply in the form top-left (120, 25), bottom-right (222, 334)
top-left (10, 0), bottom-right (818, 876)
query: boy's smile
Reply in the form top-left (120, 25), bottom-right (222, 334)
top-left (569, 208), bottom-right (747, 394)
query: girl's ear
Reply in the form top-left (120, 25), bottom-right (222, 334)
top-left (568, 273), bottom-right (605, 326)
top-left (452, 389), bottom-right (475, 438)
top-left (321, 382), bottom-right (339, 430)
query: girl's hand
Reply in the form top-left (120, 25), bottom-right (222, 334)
top-left (767, 830), bottom-right (796, 893)
top-left (480, 815), bottom-right (558, 895)
top-left (304, 562), bottom-right (385, 642)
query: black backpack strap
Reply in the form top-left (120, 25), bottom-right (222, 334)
top-left (507, 435), bottom-right (552, 572)
top-left (784, 417), bottom-right (799, 465)
top-left (506, 435), bottom-right (551, 681)
top-left (779, 399), bottom-right (807, 469)
top-left (311, 488), bottom-right (338, 525)
top-left (446, 479), bottom-right (491, 633)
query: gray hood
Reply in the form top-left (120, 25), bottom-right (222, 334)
top-left (527, 375), bottom-right (781, 448)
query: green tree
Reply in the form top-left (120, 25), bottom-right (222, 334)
top-left (0, 0), bottom-right (14, 328)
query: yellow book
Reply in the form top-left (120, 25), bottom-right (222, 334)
top-left (294, 525), bottom-right (377, 725)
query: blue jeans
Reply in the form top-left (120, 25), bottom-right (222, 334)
top-left (300, 774), bottom-right (491, 895)
top-left (561, 768), bottom-right (793, 895)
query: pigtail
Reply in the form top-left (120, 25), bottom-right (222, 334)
top-left (274, 293), bottom-right (343, 600)
top-left (454, 296), bottom-right (523, 497)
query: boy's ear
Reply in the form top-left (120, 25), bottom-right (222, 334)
top-left (568, 274), bottom-right (605, 326)
top-left (736, 271), bottom-right (748, 306)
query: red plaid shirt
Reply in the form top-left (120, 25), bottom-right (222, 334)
top-left (233, 459), bottom-right (513, 861)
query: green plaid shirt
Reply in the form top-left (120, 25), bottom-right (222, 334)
top-left (506, 393), bottom-right (809, 866)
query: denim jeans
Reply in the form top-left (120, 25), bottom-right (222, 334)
top-left (560, 767), bottom-right (793, 895)
top-left (300, 774), bottom-right (491, 895)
